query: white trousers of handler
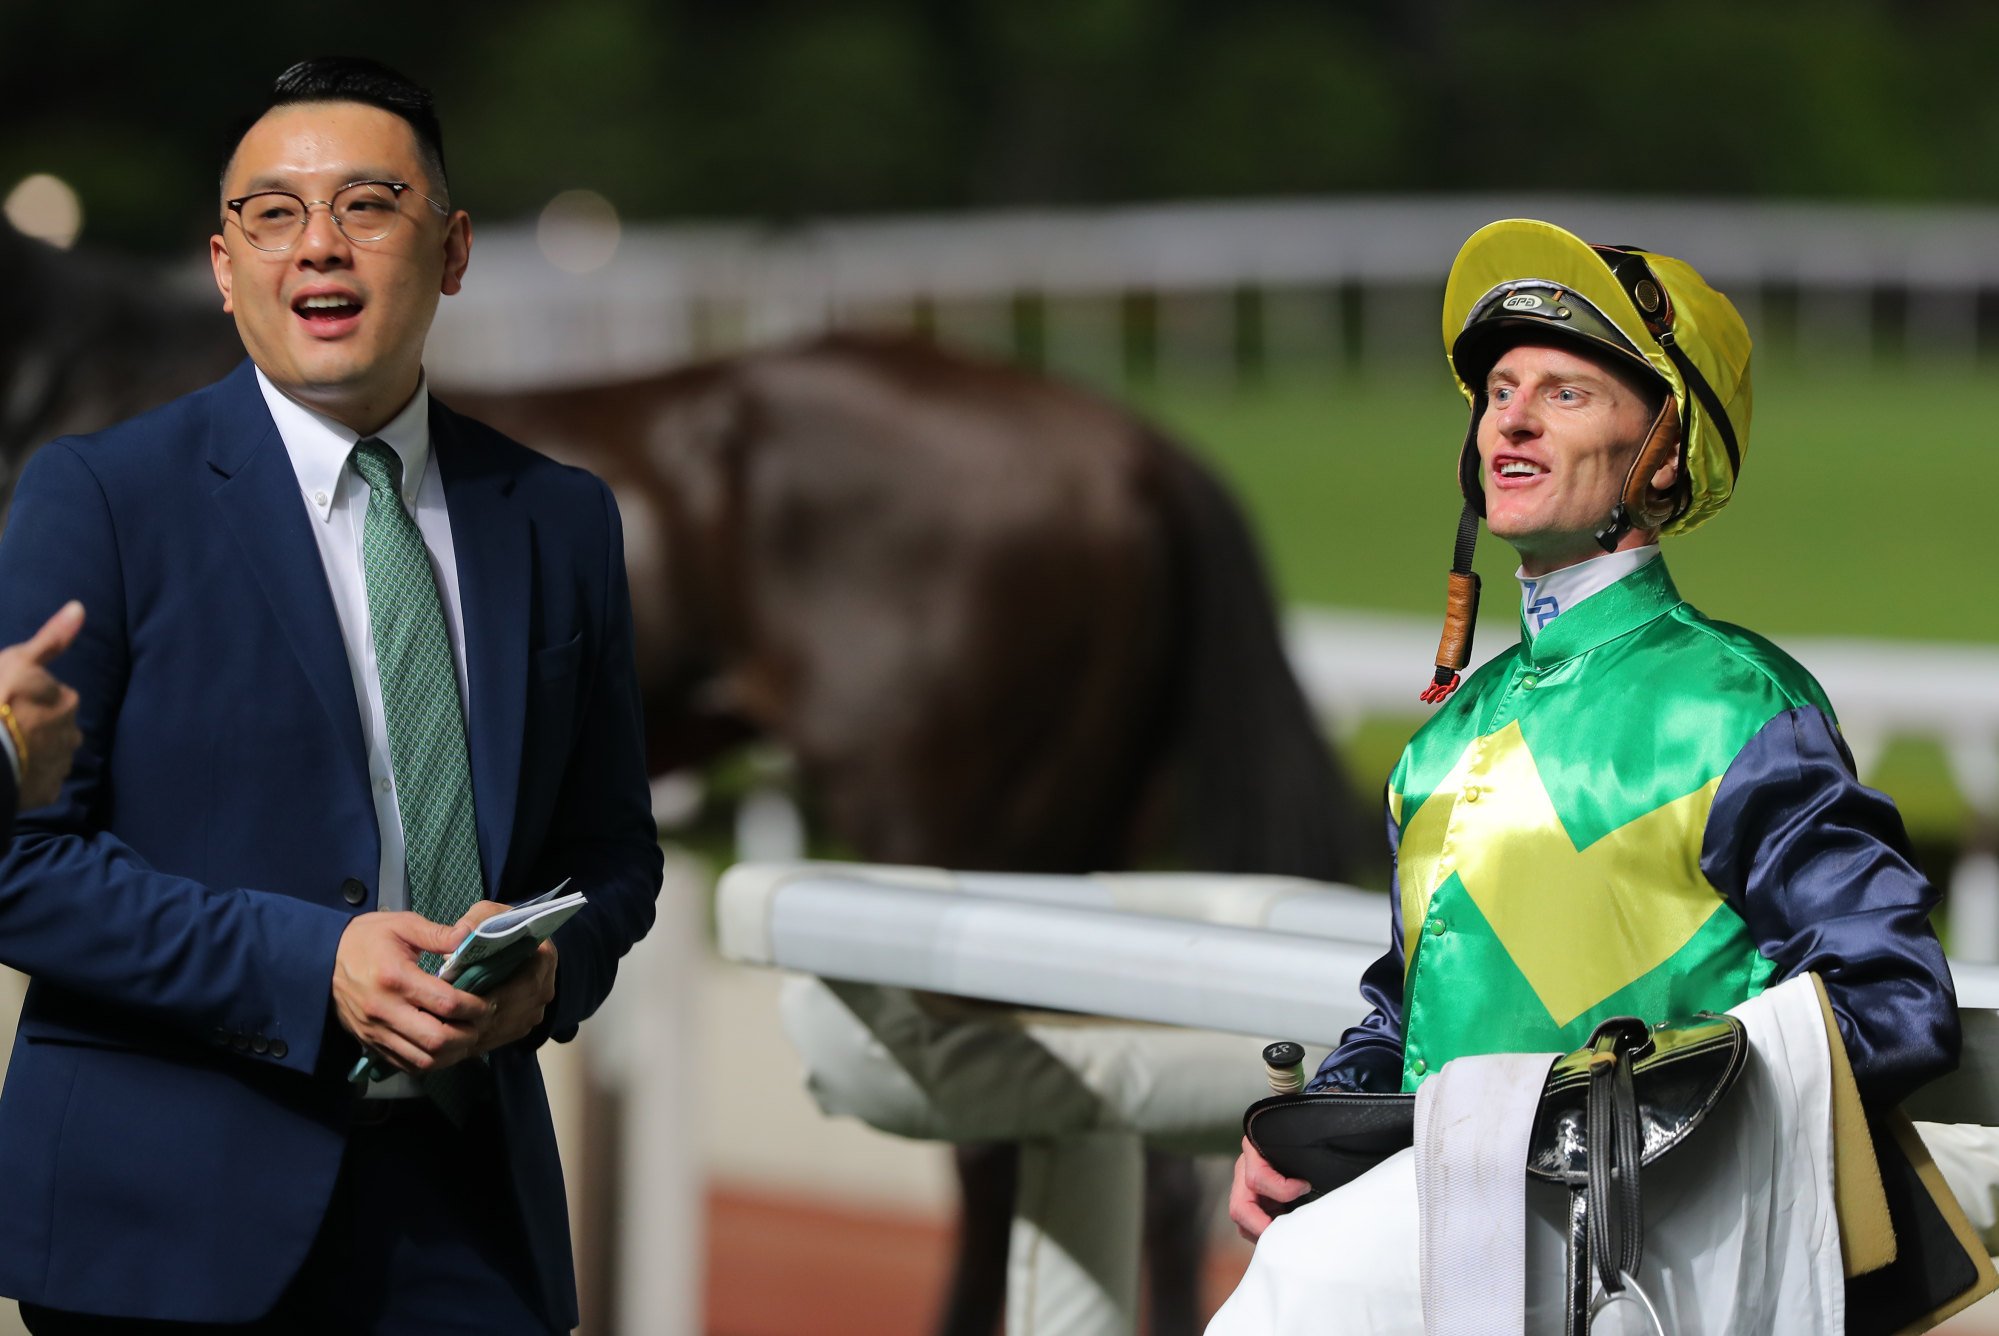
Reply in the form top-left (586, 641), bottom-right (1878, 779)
top-left (1207, 976), bottom-right (1852, 1335)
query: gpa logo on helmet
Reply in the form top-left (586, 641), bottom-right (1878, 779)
top-left (1501, 293), bottom-right (1545, 312)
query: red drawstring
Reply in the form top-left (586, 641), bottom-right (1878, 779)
top-left (1420, 672), bottom-right (1461, 704)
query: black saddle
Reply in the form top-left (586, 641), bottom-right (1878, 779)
top-left (1245, 1014), bottom-right (1747, 1334)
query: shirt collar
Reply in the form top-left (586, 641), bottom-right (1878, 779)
top-left (1517, 544), bottom-right (1660, 641)
top-left (254, 368), bottom-right (432, 522)
top-left (1522, 550), bottom-right (1683, 668)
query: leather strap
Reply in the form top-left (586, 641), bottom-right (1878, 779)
top-left (1594, 396), bottom-right (1686, 551)
top-left (1584, 1028), bottom-right (1648, 1301)
top-left (1620, 395), bottom-right (1687, 532)
top-left (1564, 1188), bottom-right (1590, 1336)
top-left (1424, 502), bottom-right (1483, 702)
top-left (1611, 1049), bottom-right (1644, 1282)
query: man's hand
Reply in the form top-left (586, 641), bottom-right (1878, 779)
top-left (1229, 1135), bottom-right (1313, 1242)
top-left (0, 601), bottom-right (85, 808)
top-left (332, 911), bottom-right (488, 1074)
top-left (455, 900), bottom-right (559, 1057)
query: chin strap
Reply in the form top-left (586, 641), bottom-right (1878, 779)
top-left (1423, 501), bottom-right (1483, 703)
top-left (1593, 502), bottom-right (1634, 553)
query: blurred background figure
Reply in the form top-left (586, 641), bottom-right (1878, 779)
top-left (4, 3), bottom-right (1998, 1333)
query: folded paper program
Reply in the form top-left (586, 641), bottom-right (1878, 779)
top-left (348, 882), bottom-right (584, 1086)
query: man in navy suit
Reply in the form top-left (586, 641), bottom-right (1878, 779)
top-left (0, 58), bottom-right (662, 1333)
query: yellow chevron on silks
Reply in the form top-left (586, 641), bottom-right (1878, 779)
top-left (1396, 720), bottom-right (1725, 1026)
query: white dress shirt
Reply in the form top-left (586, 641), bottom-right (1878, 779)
top-left (256, 368), bottom-right (471, 1097)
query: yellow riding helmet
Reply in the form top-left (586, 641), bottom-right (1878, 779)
top-left (1418, 220), bottom-right (1754, 703)
top-left (1442, 218), bottom-right (1754, 537)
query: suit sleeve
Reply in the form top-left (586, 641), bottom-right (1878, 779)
top-left (527, 477), bottom-right (664, 1043)
top-left (0, 442), bottom-right (348, 1074)
top-left (0, 745), bottom-right (15, 844)
top-left (1307, 801), bottom-right (1407, 1093)
top-left (1702, 705), bottom-right (1959, 1107)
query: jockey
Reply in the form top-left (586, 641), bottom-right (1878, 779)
top-left (1217, 219), bottom-right (1964, 1330)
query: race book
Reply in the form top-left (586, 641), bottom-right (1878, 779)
top-left (347, 881), bottom-right (586, 1086)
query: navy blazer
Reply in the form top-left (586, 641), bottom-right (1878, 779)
top-left (0, 361), bottom-right (663, 1327)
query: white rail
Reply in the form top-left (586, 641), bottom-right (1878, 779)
top-left (718, 862), bottom-right (1999, 1123)
top-left (718, 863), bottom-right (1386, 1045)
top-left (424, 194), bottom-right (1999, 387)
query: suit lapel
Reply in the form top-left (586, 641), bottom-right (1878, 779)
top-left (432, 403), bottom-right (528, 896)
top-left (204, 363), bottom-right (370, 801)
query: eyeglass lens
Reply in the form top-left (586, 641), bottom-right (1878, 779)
top-left (237, 182), bottom-right (403, 250)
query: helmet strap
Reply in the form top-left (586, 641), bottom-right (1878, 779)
top-left (1595, 396), bottom-right (1685, 552)
top-left (1424, 500), bottom-right (1483, 704)
top-left (1593, 503), bottom-right (1634, 553)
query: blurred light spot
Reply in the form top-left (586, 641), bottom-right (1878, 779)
top-left (5, 174), bottom-right (83, 248)
top-left (649, 771), bottom-right (704, 829)
top-left (537, 189), bottom-right (621, 274)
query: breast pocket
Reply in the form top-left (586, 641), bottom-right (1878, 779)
top-left (534, 631), bottom-right (584, 682)
top-left (526, 632), bottom-right (586, 783)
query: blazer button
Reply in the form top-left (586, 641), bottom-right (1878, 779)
top-left (251, 1036), bottom-right (270, 1055)
top-left (230, 1033), bottom-right (251, 1053)
top-left (269, 1039), bottom-right (289, 1060)
top-left (341, 878), bottom-right (368, 906)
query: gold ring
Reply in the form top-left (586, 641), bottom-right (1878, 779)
top-left (0, 701), bottom-right (29, 772)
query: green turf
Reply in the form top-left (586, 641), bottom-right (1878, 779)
top-left (1134, 357), bottom-right (1999, 645)
top-left (1131, 357), bottom-right (1997, 844)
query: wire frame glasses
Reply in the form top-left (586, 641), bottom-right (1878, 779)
top-left (224, 180), bottom-right (447, 252)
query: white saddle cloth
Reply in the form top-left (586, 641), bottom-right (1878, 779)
top-left (1207, 974), bottom-right (1848, 1335)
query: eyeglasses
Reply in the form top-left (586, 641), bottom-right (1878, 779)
top-left (224, 180), bottom-right (448, 252)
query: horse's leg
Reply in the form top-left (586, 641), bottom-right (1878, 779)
top-left (1142, 1150), bottom-right (1209, 1336)
top-left (938, 1142), bottom-right (1017, 1336)
top-left (937, 1151), bottom-right (1206, 1336)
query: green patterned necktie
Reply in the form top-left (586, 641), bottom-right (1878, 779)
top-left (353, 436), bottom-right (489, 1104)
top-left (353, 440), bottom-right (485, 1119)
top-left (352, 440), bottom-right (485, 969)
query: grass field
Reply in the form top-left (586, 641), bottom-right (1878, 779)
top-left (1136, 357), bottom-right (1999, 645)
top-left (1132, 357), bottom-right (1999, 848)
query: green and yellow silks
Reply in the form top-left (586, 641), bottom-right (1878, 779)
top-left (1391, 559), bottom-right (1831, 1091)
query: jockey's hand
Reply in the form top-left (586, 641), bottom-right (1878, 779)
top-left (1229, 1135), bottom-right (1312, 1242)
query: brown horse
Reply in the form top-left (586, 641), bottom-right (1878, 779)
top-left (452, 335), bottom-right (1363, 881)
top-left (6, 222), bottom-right (1370, 1333)
top-left (456, 336), bottom-right (1368, 1336)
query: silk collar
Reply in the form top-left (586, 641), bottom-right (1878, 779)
top-left (1521, 553), bottom-right (1683, 668)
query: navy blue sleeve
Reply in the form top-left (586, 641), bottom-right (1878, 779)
top-left (1702, 706), bottom-right (1958, 1107)
top-left (1308, 800), bottom-right (1407, 1093)
top-left (0, 442), bottom-right (347, 1074)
